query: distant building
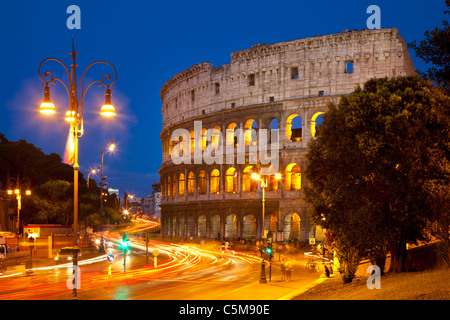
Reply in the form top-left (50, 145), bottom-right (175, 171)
top-left (141, 182), bottom-right (161, 220)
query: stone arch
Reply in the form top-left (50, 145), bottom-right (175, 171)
top-left (286, 114), bottom-right (302, 142)
top-left (226, 122), bottom-right (239, 147)
top-left (211, 214), bottom-right (221, 239)
top-left (167, 176), bottom-right (172, 196)
top-left (187, 215), bottom-right (195, 238)
top-left (225, 167), bottom-right (237, 193)
top-left (198, 215), bottom-right (207, 238)
top-left (242, 214), bottom-right (257, 239)
top-left (242, 165), bottom-right (258, 192)
top-left (269, 117), bottom-right (279, 130)
top-left (179, 215), bottom-right (185, 238)
top-left (285, 163), bottom-right (301, 191)
top-left (172, 216), bottom-right (177, 237)
top-left (311, 112), bottom-right (325, 138)
top-left (244, 119), bottom-right (258, 146)
top-left (225, 214), bottom-right (238, 239)
top-left (197, 170), bottom-right (207, 194)
top-left (179, 172), bottom-right (185, 196)
top-left (284, 213), bottom-right (300, 241)
top-left (265, 214), bottom-right (278, 234)
top-left (172, 174), bottom-right (177, 197)
top-left (210, 169), bottom-right (220, 194)
top-left (188, 171), bottom-right (195, 195)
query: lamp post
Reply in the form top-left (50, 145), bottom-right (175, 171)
top-left (38, 38), bottom-right (117, 299)
top-left (7, 174), bottom-right (31, 251)
top-left (251, 170), bottom-right (282, 284)
top-left (87, 168), bottom-right (98, 188)
top-left (99, 140), bottom-right (115, 252)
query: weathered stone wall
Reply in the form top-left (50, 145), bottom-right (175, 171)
top-left (161, 28), bottom-right (416, 130)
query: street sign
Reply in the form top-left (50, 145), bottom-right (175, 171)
top-left (152, 249), bottom-right (159, 257)
top-left (107, 253), bottom-right (114, 262)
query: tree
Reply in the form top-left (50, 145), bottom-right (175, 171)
top-left (305, 76), bottom-right (449, 280)
top-left (32, 180), bottom-right (73, 225)
top-left (408, 0), bottom-right (450, 94)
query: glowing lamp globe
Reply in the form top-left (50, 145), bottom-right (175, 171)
top-left (100, 88), bottom-right (116, 117)
top-left (40, 86), bottom-right (55, 115)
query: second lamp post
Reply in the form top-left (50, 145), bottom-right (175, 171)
top-left (99, 140), bottom-right (115, 252)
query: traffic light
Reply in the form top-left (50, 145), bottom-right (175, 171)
top-left (120, 234), bottom-right (129, 249)
top-left (266, 241), bottom-right (273, 259)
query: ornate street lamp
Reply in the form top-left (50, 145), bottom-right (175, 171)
top-left (7, 174), bottom-right (31, 251)
top-left (38, 37), bottom-right (117, 298)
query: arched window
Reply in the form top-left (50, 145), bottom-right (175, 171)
top-left (210, 169), bottom-right (220, 194)
top-left (286, 114), bottom-right (302, 142)
top-left (212, 126), bottom-right (221, 149)
top-left (227, 123), bottom-right (238, 146)
top-left (244, 119), bottom-right (257, 146)
top-left (188, 172), bottom-right (195, 195)
top-left (179, 173), bottom-right (185, 196)
top-left (311, 112), bottom-right (325, 138)
top-left (225, 167), bottom-right (237, 193)
top-left (167, 176), bottom-right (172, 196)
top-left (198, 170), bottom-right (207, 194)
top-left (285, 163), bottom-right (301, 191)
top-left (242, 166), bottom-right (258, 192)
top-left (172, 175), bottom-right (177, 197)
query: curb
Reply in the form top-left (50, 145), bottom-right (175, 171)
top-left (278, 277), bottom-right (329, 300)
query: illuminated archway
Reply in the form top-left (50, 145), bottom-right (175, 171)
top-left (210, 169), bottom-right (220, 194)
top-left (178, 173), bottom-right (185, 196)
top-left (285, 163), bottom-right (301, 191)
top-left (188, 172), bottom-right (195, 195)
top-left (311, 112), bottom-right (325, 138)
top-left (286, 114), bottom-right (302, 141)
top-left (242, 165), bottom-right (257, 192)
top-left (225, 167), bottom-right (237, 193)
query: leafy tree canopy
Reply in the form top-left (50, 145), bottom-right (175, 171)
top-left (305, 76), bottom-right (449, 275)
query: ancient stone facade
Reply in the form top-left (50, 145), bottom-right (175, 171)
top-left (159, 28), bottom-right (416, 242)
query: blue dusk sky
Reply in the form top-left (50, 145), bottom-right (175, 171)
top-left (0, 0), bottom-right (446, 197)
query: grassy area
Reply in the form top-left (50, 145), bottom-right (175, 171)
top-left (294, 267), bottom-right (450, 300)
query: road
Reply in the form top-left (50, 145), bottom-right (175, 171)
top-left (0, 219), bottom-right (322, 300)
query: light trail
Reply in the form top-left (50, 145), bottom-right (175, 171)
top-left (0, 218), bottom-right (267, 300)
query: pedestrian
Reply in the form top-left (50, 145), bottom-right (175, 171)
top-left (324, 264), bottom-right (330, 278)
top-left (280, 258), bottom-right (286, 281)
top-left (285, 259), bottom-right (293, 281)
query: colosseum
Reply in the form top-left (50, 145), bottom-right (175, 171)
top-left (159, 27), bottom-right (416, 243)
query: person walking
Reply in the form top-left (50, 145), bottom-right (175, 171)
top-left (280, 258), bottom-right (286, 281)
top-left (285, 259), bottom-right (293, 281)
